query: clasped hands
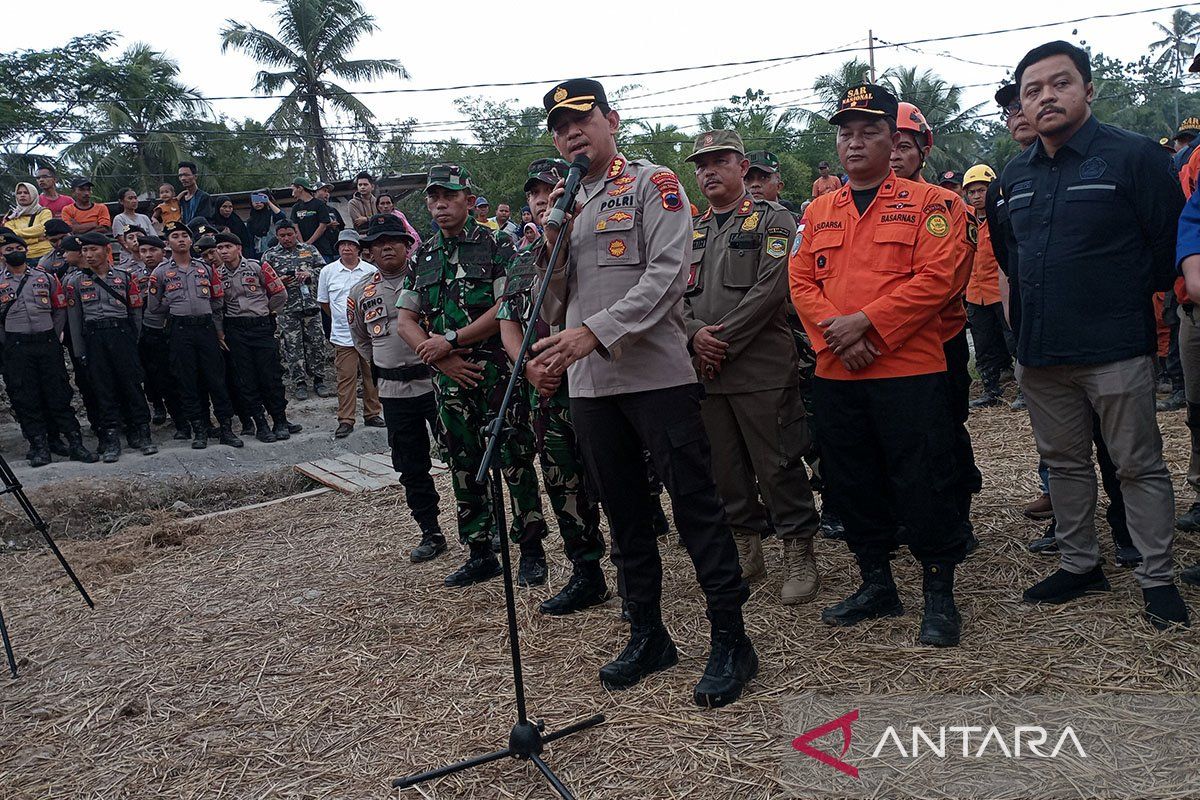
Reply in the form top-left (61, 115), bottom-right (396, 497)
top-left (819, 311), bottom-right (879, 371)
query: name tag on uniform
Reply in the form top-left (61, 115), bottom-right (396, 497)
top-left (728, 232), bottom-right (761, 250)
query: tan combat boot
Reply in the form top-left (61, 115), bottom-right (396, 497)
top-left (734, 533), bottom-right (766, 583)
top-left (781, 537), bottom-right (819, 604)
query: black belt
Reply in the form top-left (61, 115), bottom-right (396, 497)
top-left (5, 330), bottom-right (56, 344)
top-left (84, 318), bottom-right (128, 332)
top-left (170, 315), bottom-right (214, 328)
top-left (374, 363), bottom-right (431, 382)
top-left (224, 315), bottom-right (273, 329)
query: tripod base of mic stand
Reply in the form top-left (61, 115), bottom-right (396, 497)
top-left (0, 605), bottom-right (16, 677)
top-left (393, 712), bottom-right (605, 799)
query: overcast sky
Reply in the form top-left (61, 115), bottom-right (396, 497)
top-left (4, 1), bottom-right (1196, 144)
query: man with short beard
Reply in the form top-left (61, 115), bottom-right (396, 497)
top-left (350, 214), bottom-right (446, 563)
top-left (1000, 41), bottom-right (1188, 629)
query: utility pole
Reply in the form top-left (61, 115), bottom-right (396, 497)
top-left (869, 29), bottom-right (876, 82)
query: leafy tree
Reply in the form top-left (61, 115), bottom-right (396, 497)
top-left (178, 118), bottom-right (295, 194)
top-left (1150, 9), bottom-right (1200, 126)
top-left (220, 0), bottom-right (408, 181)
top-left (882, 66), bottom-right (984, 177)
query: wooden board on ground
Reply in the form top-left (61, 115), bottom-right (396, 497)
top-left (294, 451), bottom-right (448, 494)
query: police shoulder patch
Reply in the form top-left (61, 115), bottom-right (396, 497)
top-left (925, 213), bottom-right (950, 238)
top-left (766, 235), bottom-right (787, 258)
top-left (966, 220), bottom-right (979, 246)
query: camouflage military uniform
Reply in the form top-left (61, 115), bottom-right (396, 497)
top-left (260, 242), bottom-right (329, 390)
top-left (398, 216), bottom-right (548, 546)
top-left (497, 240), bottom-right (604, 564)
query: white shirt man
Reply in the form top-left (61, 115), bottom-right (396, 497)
top-left (316, 230), bottom-right (383, 436)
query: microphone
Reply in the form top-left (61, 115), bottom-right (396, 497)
top-left (544, 155), bottom-right (591, 230)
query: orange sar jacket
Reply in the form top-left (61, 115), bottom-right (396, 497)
top-left (788, 172), bottom-right (967, 380)
top-left (964, 216), bottom-right (1000, 307)
top-left (922, 181), bottom-right (976, 341)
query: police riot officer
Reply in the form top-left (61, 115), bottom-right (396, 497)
top-left (215, 231), bottom-right (300, 442)
top-left (0, 232), bottom-right (95, 465)
top-left (497, 158), bottom-right (609, 616)
top-left (684, 130), bottom-right (821, 607)
top-left (532, 79), bottom-right (756, 708)
top-left (349, 214), bottom-right (446, 563)
top-left (146, 221), bottom-right (243, 449)
top-left (64, 231), bottom-right (155, 462)
top-left (396, 164), bottom-right (550, 589)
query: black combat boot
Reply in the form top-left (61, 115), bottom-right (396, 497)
top-left (650, 496), bottom-right (670, 538)
top-left (1143, 584), bottom-right (1190, 631)
top-left (1177, 501), bottom-right (1200, 533)
top-left (66, 432), bottom-right (97, 463)
top-left (253, 414), bottom-right (277, 443)
top-left (444, 540), bottom-right (502, 587)
top-left (47, 433), bottom-right (70, 457)
top-left (313, 380), bottom-right (334, 398)
top-left (599, 601), bottom-right (678, 690)
top-left (918, 562), bottom-right (961, 647)
top-left (693, 608), bottom-right (758, 708)
top-left (129, 424), bottom-right (158, 456)
top-left (239, 415), bottom-right (255, 436)
top-left (174, 420), bottom-right (192, 441)
top-left (293, 383), bottom-right (308, 401)
top-left (539, 560), bottom-right (609, 616)
top-left (218, 420), bottom-right (244, 448)
top-left (151, 400), bottom-right (167, 426)
top-left (100, 428), bottom-right (122, 463)
top-left (820, 556), bottom-right (904, 626)
top-left (818, 507), bottom-right (845, 539)
top-left (27, 435), bottom-right (51, 468)
top-left (969, 369), bottom-right (1004, 408)
top-left (517, 539), bottom-right (548, 587)
top-left (410, 529), bottom-right (448, 563)
top-left (191, 420), bottom-right (209, 450)
top-left (272, 413), bottom-right (301, 440)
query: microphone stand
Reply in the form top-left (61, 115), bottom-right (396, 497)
top-left (0, 453), bottom-right (94, 678)
top-left (393, 175), bottom-right (603, 799)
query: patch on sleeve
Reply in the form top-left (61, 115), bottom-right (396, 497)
top-left (925, 213), bottom-right (950, 238)
top-left (650, 171), bottom-right (683, 212)
top-left (766, 235), bottom-right (788, 258)
top-left (966, 220), bottom-right (978, 246)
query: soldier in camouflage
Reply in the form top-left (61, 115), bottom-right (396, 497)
top-left (498, 157), bottom-right (609, 616)
top-left (260, 220), bottom-right (332, 400)
top-left (396, 163), bottom-right (550, 589)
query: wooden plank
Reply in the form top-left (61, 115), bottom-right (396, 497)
top-left (338, 453), bottom-right (397, 478)
top-left (180, 488), bottom-right (333, 523)
top-left (294, 462), bottom-right (365, 494)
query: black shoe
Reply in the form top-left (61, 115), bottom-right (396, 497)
top-left (1028, 519), bottom-right (1059, 554)
top-left (1113, 544), bottom-right (1142, 569)
top-left (821, 557), bottom-right (903, 626)
top-left (818, 509), bottom-right (845, 540)
top-left (253, 415), bottom-right (277, 443)
top-left (1157, 389), bottom-right (1186, 412)
top-left (1176, 502), bottom-right (1200, 533)
top-left (239, 416), bottom-right (255, 436)
top-left (218, 422), bottom-right (244, 448)
top-left (410, 531), bottom-right (448, 563)
top-left (969, 391), bottom-right (1003, 409)
top-left (174, 422), bottom-right (192, 441)
top-left (272, 415), bottom-right (300, 440)
top-left (313, 381), bottom-right (335, 398)
top-left (693, 609), bottom-right (758, 708)
top-left (27, 435), bottom-right (51, 468)
top-left (151, 402), bottom-right (167, 426)
top-left (191, 421), bottom-right (208, 449)
top-left (517, 542), bottom-right (548, 587)
top-left (918, 562), bottom-right (961, 647)
top-left (100, 428), bottom-right (121, 463)
top-left (1181, 564), bottom-right (1200, 588)
top-left (334, 422), bottom-right (354, 438)
top-left (130, 424), bottom-right (158, 456)
top-left (1023, 565), bottom-right (1110, 604)
top-left (599, 603), bottom-right (678, 690)
top-left (47, 434), bottom-right (70, 458)
top-left (540, 561), bottom-right (608, 615)
top-left (364, 415), bottom-right (386, 428)
top-left (65, 432), bottom-right (97, 463)
top-left (444, 543), bottom-right (502, 587)
top-left (1010, 392), bottom-right (1027, 411)
top-left (1143, 584), bottom-right (1190, 630)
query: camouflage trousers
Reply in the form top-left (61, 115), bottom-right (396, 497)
top-left (435, 361), bottom-right (548, 546)
top-left (530, 385), bottom-right (604, 564)
top-left (276, 312), bottom-right (329, 388)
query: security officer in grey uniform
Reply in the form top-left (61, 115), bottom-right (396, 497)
top-left (0, 233), bottom-right (95, 466)
top-left (137, 234), bottom-right (189, 438)
top-left (350, 214), bottom-right (446, 563)
top-left (64, 231), bottom-right (155, 462)
top-left (215, 231), bottom-right (300, 442)
top-left (684, 130), bottom-right (820, 606)
top-left (533, 78), bottom-right (756, 708)
top-left (146, 220), bottom-right (243, 450)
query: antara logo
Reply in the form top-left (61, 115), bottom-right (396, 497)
top-left (793, 711), bottom-right (1088, 778)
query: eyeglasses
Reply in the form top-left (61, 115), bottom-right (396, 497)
top-left (1004, 102), bottom-right (1023, 118)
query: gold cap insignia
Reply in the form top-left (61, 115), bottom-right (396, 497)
top-left (553, 86), bottom-right (568, 103)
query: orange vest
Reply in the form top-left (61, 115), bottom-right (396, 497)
top-left (965, 217), bottom-right (1001, 307)
top-left (789, 171), bottom-right (969, 380)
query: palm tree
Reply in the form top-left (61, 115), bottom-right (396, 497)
top-left (220, 0), bottom-right (409, 181)
top-left (1150, 9), bottom-right (1200, 126)
top-left (811, 59), bottom-right (874, 117)
top-left (64, 43), bottom-right (209, 198)
top-left (882, 66), bottom-right (984, 175)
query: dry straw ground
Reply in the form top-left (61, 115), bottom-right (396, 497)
top-left (1, 408), bottom-right (1198, 799)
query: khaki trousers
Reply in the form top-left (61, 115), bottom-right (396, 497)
top-left (1017, 356), bottom-right (1175, 587)
top-left (333, 344), bottom-right (381, 424)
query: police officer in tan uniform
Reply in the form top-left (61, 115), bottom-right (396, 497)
top-left (533, 78), bottom-right (756, 708)
top-left (683, 130), bottom-right (820, 606)
top-left (350, 214), bottom-right (446, 564)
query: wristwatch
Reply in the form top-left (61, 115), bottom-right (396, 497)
top-left (444, 329), bottom-right (459, 347)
